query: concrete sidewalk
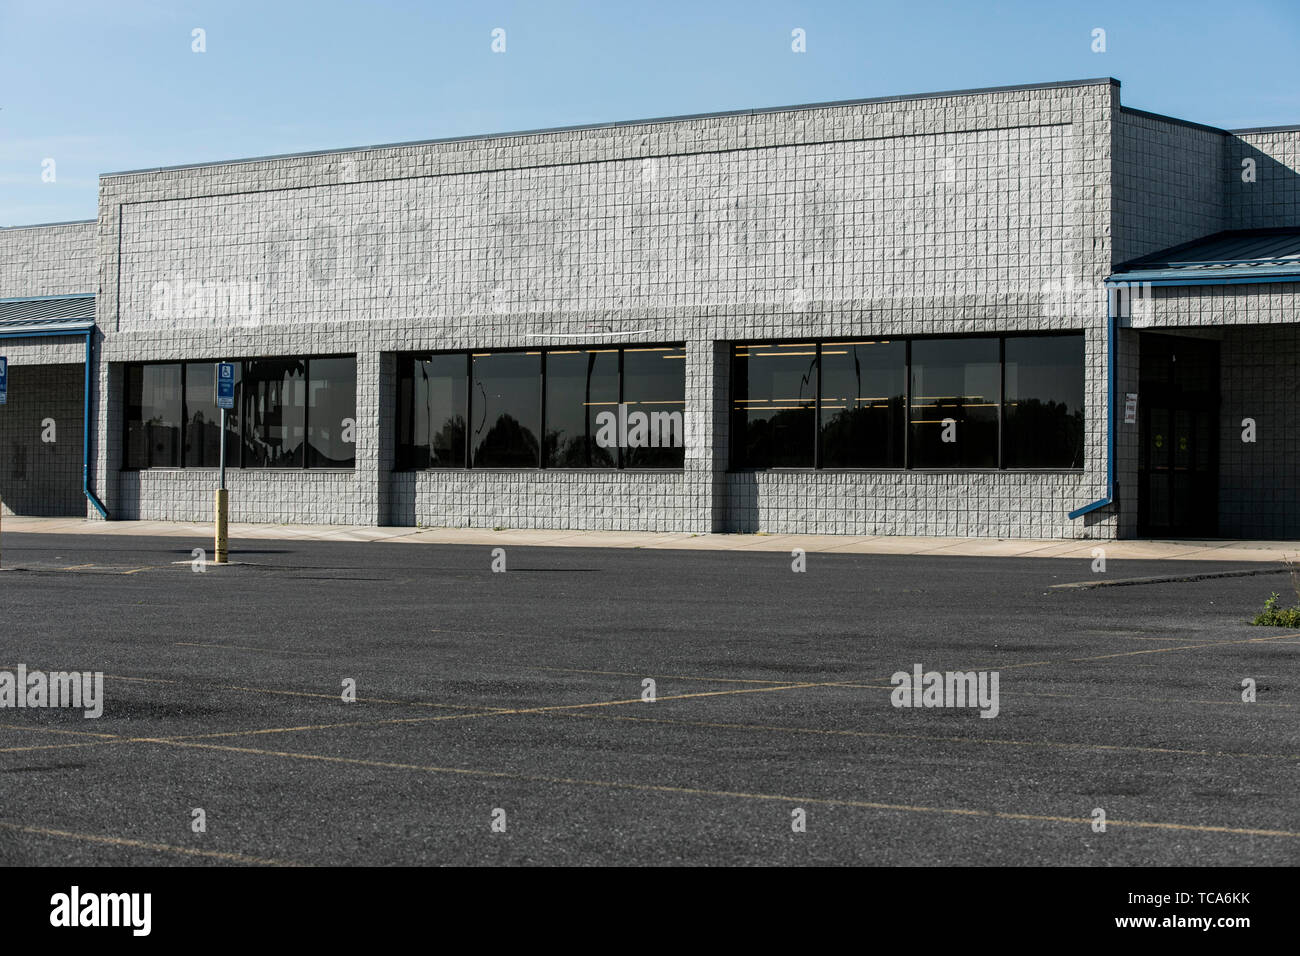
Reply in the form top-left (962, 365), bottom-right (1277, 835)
top-left (2, 515), bottom-right (1299, 562)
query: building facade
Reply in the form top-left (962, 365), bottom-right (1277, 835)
top-left (1, 77), bottom-right (1297, 538)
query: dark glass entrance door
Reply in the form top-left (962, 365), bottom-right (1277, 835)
top-left (1138, 334), bottom-right (1219, 537)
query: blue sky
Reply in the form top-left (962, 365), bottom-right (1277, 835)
top-left (2, 0), bottom-right (1298, 224)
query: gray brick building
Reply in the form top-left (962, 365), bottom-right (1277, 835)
top-left (2, 77), bottom-right (1297, 538)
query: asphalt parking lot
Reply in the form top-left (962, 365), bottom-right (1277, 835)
top-left (0, 532), bottom-right (1297, 866)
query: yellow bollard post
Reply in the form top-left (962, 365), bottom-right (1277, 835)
top-left (214, 488), bottom-right (228, 564)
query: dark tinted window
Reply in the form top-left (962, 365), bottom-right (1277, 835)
top-left (909, 338), bottom-right (1000, 468)
top-left (732, 343), bottom-right (817, 468)
top-left (820, 340), bottom-right (905, 468)
top-left (306, 357), bottom-right (357, 468)
top-left (399, 354), bottom-right (468, 468)
top-left (621, 346), bottom-right (686, 469)
top-left (126, 363), bottom-right (182, 468)
top-left (472, 351), bottom-right (540, 468)
top-left (243, 359), bottom-right (306, 468)
top-left (183, 363), bottom-right (222, 467)
top-left (544, 349), bottom-right (619, 468)
top-left (1003, 335), bottom-right (1085, 468)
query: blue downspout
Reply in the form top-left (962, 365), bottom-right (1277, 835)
top-left (83, 331), bottom-right (109, 519)
top-left (1068, 290), bottom-right (1116, 520)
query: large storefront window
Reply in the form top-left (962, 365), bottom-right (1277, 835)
top-left (621, 346), bottom-right (686, 469)
top-left (307, 357), bottom-right (357, 468)
top-left (472, 351), bottom-right (542, 468)
top-left (819, 340), bottom-right (905, 468)
top-left (544, 349), bottom-right (619, 468)
top-left (125, 364), bottom-right (182, 468)
top-left (182, 362), bottom-right (222, 467)
top-left (908, 338), bottom-right (1000, 468)
top-left (398, 354), bottom-right (468, 468)
top-left (243, 359), bottom-right (306, 468)
top-left (397, 344), bottom-right (687, 471)
top-left (123, 357), bottom-right (355, 470)
top-left (1003, 335), bottom-right (1086, 469)
top-left (732, 343), bottom-right (817, 468)
top-left (730, 334), bottom-right (1084, 471)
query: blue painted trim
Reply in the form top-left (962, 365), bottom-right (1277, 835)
top-left (82, 331), bottom-right (109, 519)
top-left (0, 328), bottom-right (92, 338)
top-left (1106, 273), bottom-right (1300, 287)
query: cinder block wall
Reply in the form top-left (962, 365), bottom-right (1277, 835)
top-left (0, 363), bottom-right (84, 516)
top-left (90, 80), bottom-right (1117, 537)
top-left (1227, 129), bottom-right (1300, 230)
top-left (0, 221), bottom-right (97, 298)
top-left (1112, 110), bottom-right (1226, 267)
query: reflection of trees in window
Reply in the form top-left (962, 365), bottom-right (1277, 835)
top-left (545, 430), bottom-right (616, 468)
top-left (1004, 399), bottom-right (1084, 468)
top-left (397, 346), bottom-right (683, 471)
top-left (125, 358), bottom-right (353, 471)
top-left (742, 407), bottom-right (814, 467)
top-left (732, 334), bottom-right (1084, 471)
top-left (476, 413), bottom-right (539, 467)
top-left (243, 360), bottom-right (306, 468)
top-left (732, 346), bottom-right (816, 468)
top-left (820, 397), bottom-right (905, 468)
top-left (431, 416), bottom-right (465, 465)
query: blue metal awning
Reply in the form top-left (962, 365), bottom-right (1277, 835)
top-left (0, 294), bottom-right (96, 335)
top-left (1109, 228), bottom-right (1300, 285)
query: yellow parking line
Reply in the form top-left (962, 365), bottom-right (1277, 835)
top-left (104, 674), bottom-right (493, 711)
top-left (525, 664), bottom-right (791, 685)
top-left (0, 821), bottom-right (297, 866)
top-left (0, 740), bottom-right (121, 754)
top-left (136, 737), bottom-right (1300, 840)
top-left (0, 683), bottom-right (828, 752)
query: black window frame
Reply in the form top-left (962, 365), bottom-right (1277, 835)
top-left (729, 331), bottom-right (1086, 473)
top-left (395, 343), bottom-right (687, 472)
top-left (121, 355), bottom-right (357, 471)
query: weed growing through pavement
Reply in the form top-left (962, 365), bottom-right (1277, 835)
top-left (1251, 556), bottom-right (1300, 626)
top-left (1251, 591), bottom-right (1300, 628)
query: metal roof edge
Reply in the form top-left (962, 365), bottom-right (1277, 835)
top-left (0, 323), bottom-right (94, 338)
top-left (1118, 106), bottom-right (1228, 136)
top-left (100, 77), bottom-right (1120, 179)
top-left (0, 219), bottom-right (96, 231)
top-left (1229, 124), bottom-right (1300, 135)
top-left (1113, 227), bottom-right (1300, 271)
top-left (0, 293), bottom-right (96, 303)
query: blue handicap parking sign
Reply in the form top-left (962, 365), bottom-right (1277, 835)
top-left (216, 362), bottom-right (235, 409)
top-left (0, 356), bottom-right (7, 405)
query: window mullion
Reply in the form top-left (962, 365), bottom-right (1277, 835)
top-left (904, 339), bottom-right (912, 470)
top-left (814, 342), bottom-right (822, 470)
top-left (997, 337), bottom-right (1005, 470)
top-left (539, 350), bottom-right (547, 470)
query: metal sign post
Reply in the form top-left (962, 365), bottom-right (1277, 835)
top-left (214, 363), bottom-right (235, 564)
